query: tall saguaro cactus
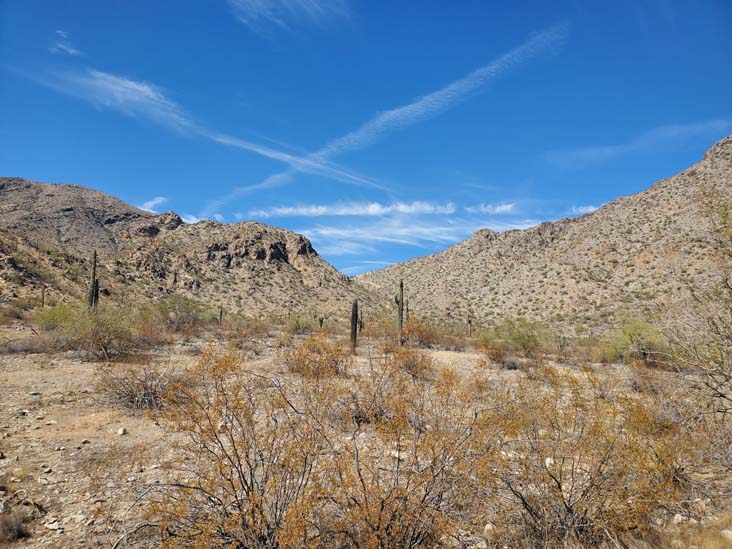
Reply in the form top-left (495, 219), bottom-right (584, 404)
top-left (87, 250), bottom-right (100, 308)
top-left (350, 299), bottom-right (359, 353)
top-left (395, 279), bottom-right (404, 346)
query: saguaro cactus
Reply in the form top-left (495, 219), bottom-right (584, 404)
top-left (395, 279), bottom-right (404, 346)
top-left (87, 250), bottom-right (99, 308)
top-left (350, 300), bottom-right (358, 353)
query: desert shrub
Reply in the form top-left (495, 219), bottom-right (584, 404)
top-left (0, 510), bottom-right (30, 543)
top-left (284, 333), bottom-right (351, 377)
top-left (606, 316), bottom-right (667, 366)
top-left (391, 346), bottom-right (434, 380)
top-left (362, 314), bottom-right (399, 354)
top-left (152, 295), bottom-right (207, 334)
top-left (488, 378), bottom-right (687, 547)
top-left (0, 334), bottom-right (64, 354)
top-left (35, 303), bottom-right (160, 359)
top-left (404, 317), bottom-right (437, 348)
top-left (96, 361), bottom-right (177, 410)
top-left (34, 302), bottom-right (77, 330)
top-left (0, 297), bottom-right (37, 324)
top-left (150, 349), bottom-right (327, 547)
top-left (480, 318), bottom-right (550, 360)
top-left (285, 313), bottom-right (315, 335)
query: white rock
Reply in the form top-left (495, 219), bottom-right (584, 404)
top-left (483, 523), bottom-right (496, 540)
top-left (672, 513), bottom-right (685, 525)
top-left (721, 529), bottom-right (732, 542)
top-left (544, 457), bottom-right (555, 468)
top-left (117, 427), bottom-right (128, 436)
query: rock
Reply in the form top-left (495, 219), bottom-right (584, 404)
top-left (117, 427), bottom-right (128, 436)
top-left (45, 420), bottom-right (57, 425)
top-left (721, 529), bottom-right (732, 542)
top-left (672, 513), bottom-right (685, 525)
top-left (81, 438), bottom-right (91, 444)
top-left (483, 523), bottom-right (496, 540)
top-left (45, 520), bottom-right (61, 530)
top-left (0, 450), bottom-right (5, 459)
top-left (42, 466), bottom-right (52, 473)
top-left (389, 450), bottom-right (404, 461)
top-left (29, 391), bottom-right (41, 396)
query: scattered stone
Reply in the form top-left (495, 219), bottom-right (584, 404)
top-left (29, 391), bottom-right (41, 396)
top-left (389, 450), bottom-right (404, 461)
top-left (721, 529), bottom-right (732, 542)
top-left (672, 513), bottom-right (685, 525)
top-left (42, 466), bottom-right (52, 474)
top-left (0, 450), bottom-right (5, 459)
top-left (45, 520), bottom-right (61, 530)
top-left (18, 409), bottom-right (30, 416)
top-left (81, 438), bottom-right (91, 445)
top-left (45, 419), bottom-right (57, 425)
top-left (117, 427), bottom-right (128, 436)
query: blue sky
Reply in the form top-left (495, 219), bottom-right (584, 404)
top-left (1, 1), bottom-right (731, 274)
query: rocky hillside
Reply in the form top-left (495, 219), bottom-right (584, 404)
top-left (358, 136), bottom-right (732, 331)
top-left (0, 178), bottom-right (374, 320)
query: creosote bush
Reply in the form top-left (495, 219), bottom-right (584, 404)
top-left (606, 316), bottom-right (667, 367)
top-left (150, 295), bottom-right (207, 335)
top-left (480, 317), bottom-right (551, 362)
top-left (135, 340), bottom-right (693, 548)
top-left (284, 332), bottom-right (351, 378)
top-left (34, 303), bottom-right (167, 359)
top-left (285, 313), bottom-right (315, 335)
top-left (391, 346), bottom-right (434, 380)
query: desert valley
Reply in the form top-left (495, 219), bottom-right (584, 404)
top-left (0, 138), bottom-right (731, 547)
top-left (2, 2), bottom-right (732, 547)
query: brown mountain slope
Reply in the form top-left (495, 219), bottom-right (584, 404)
top-left (0, 177), bottom-right (154, 257)
top-left (358, 136), bottom-right (732, 331)
top-left (0, 178), bottom-right (374, 319)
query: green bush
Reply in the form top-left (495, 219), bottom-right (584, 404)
top-left (152, 295), bottom-right (207, 333)
top-left (606, 316), bottom-right (666, 366)
top-left (481, 317), bottom-right (551, 359)
top-left (286, 314), bottom-right (315, 335)
top-left (35, 303), bottom-right (160, 359)
top-left (34, 303), bottom-right (77, 331)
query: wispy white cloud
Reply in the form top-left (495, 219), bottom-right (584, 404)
top-left (50, 69), bottom-right (193, 131)
top-left (545, 118), bottom-right (732, 168)
top-left (300, 215), bottom-right (537, 255)
top-left (227, 0), bottom-right (349, 34)
top-left (312, 23), bottom-right (569, 160)
top-left (249, 200), bottom-right (456, 218)
top-left (181, 214), bottom-right (202, 224)
top-left (203, 21), bottom-right (570, 211)
top-left (50, 30), bottom-right (82, 56)
top-left (37, 68), bottom-right (382, 194)
top-left (464, 202), bottom-right (515, 214)
top-left (570, 204), bottom-right (598, 215)
top-left (138, 196), bottom-right (168, 213)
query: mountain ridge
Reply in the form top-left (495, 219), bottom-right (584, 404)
top-left (358, 136), bottom-right (732, 330)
